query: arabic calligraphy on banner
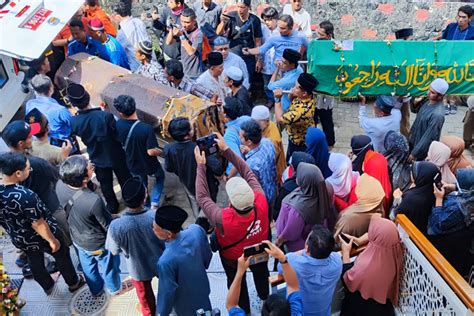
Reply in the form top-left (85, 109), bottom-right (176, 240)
top-left (307, 40), bottom-right (474, 97)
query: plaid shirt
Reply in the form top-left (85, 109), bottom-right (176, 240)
top-left (164, 76), bottom-right (215, 101)
top-left (245, 138), bottom-right (277, 203)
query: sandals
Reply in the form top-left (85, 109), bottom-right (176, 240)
top-left (109, 278), bottom-right (134, 296)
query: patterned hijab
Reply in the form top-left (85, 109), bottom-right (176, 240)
top-left (351, 135), bottom-right (373, 174)
top-left (283, 162), bottom-right (333, 225)
top-left (384, 131), bottom-right (412, 192)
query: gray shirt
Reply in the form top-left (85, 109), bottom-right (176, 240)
top-left (192, 1), bottom-right (221, 29)
top-left (409, 100), bottom-right (445, 160)
top-left (56, 180), bottom-right (112, 251)
top-left (105, 209), bottom-right (165, 281)
top-left (182, 28), bottom-right (204, 79)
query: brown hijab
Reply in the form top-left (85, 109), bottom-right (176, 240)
top-left (334, 173), bottom-right (385, 238)
top-left (441, 135), bottom-right (472, 173)
top-left (343, 217), bottom-right (404, 305)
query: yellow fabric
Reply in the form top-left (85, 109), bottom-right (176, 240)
top-left (282, 97), bottom-right (316, 145)
top-left (263, 121), bottom-right (286, 184)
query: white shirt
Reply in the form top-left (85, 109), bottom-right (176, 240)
top-left (224, 52), bottom-right (250, 89)
top-left (196, 70), bottom-right (228, 102)
top-left (117, 17), bottom-right (150, 71)
top-left (282, 4), bottom-right (312, 38)
top-left (359, 105), bottom-right (402, 153)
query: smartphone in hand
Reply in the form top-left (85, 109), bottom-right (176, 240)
top-left (339, 233), bottom-right (359, 248)
top-left (243, 243), bottom-right (270, 265)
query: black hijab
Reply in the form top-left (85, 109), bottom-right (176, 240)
top-left (351, 135), bottom-right (373, 174)
top-left (384, 131), bottom-right (412, 192)
top-left (396, 161), bottom-right (440, 234)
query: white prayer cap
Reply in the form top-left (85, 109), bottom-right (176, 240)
top-left (224, 66), bottom-right (243, 81)
top-left (251, 105), bottom-right (270, 120)
top-left (430, 78), bottom-right (449, 95)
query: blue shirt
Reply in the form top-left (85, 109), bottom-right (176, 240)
top-left (96, 35), bottom-right (131, 70)
top-left (442, 22), bottom-right (474, 40)
top-left (268, 67), bottom-right (304, 111)
top-left (245, 138), bottom-right (277, 203)
top-left (229, 291), bottom-right (304, 316)
top-left (68, 35), bottom-right (100, 56)
top-left (259, 31), bottom-right (308, 61)
top-left (156, 224), bottom-right (212, 316)
top-left (105, 209), bottom-right (165, 281)
top-left (25, 95), bottom-right (73, 140)
top-left (278, 252), bottom-right (342, 316)
top-left (224, 115), bottom-right (251, 174)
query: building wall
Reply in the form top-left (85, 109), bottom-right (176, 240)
top-left (104, 0), bottom-right (472, 40)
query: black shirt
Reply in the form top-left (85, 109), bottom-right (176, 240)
top-left (0, 184), bottom-right (58, 251)
top-left (71, 108), bottom-right (127, 168)
top-left (164, 140), bottom-right (224, 198)
top-left (234, 86), bottom-right (252, 116)
top-left (224, 11), bottom-right (262, 58)
top-left (23, 155), bottom-right (60, 213)
top-left (116, 119), bottom-right (160, 175)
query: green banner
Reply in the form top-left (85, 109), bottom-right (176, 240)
top-left (307, 40), bottom-right (474, 97)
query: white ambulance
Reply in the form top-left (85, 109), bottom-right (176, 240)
top-left (0, 0), bottom-right (83, 138)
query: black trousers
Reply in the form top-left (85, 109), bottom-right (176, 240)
top-left (24, 232), bottom-right (79, 292)
top-left (314, 108), bottom-right (336, 146)
top-left (286, 140), bottom-right (307, 163)
top-left (94, 161), bottom-right (131, 213)
top-left (221, 255), bottom-right (269, 314)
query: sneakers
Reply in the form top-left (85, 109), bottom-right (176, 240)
top-left (450, 104), bottom-right (457, 114)
top-left (445, 105), bottom-right (451, 115)
top-left (15, 253), bottom-right (28, 267)
top-left (68, 275), bottom-right (86, 293)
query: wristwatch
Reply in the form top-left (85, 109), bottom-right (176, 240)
top-left (279, 256), bottom-right (288, 264)
top-left (274, 97), bottom-right (281, 103)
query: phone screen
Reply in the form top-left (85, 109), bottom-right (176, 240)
top-left (50, 137), bottom-right (65, 148)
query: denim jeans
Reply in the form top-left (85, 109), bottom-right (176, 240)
top-left (75, 245), bottom-right (121, 295)
top-left (136, 164), bottom-right (165, 207)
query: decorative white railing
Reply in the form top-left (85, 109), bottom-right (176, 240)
top-left (396, 215), bottom-right (474, 316)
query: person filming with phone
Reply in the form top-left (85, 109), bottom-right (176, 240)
top-left (195, 133), bottom-right (269, 314)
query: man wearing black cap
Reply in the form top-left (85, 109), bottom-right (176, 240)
top-left (106, 177), bottom-right (165, 315)
top-left (153, 205), bottom-right (212, 315)
top-left (196, 51), bottom-right (228, 102)
top-left (68, 83), bottom-right (131, 214)
top-left (395, 28), bottom-right (413, 41)
top-left (267, 48), bottom-right (304, 111)
top-left (135, 40), bottom-right (166, 82)
top-left (216, 0), bottom-right (263, 87)
top-left (1, 120), bottom-right (68, 269)
top-left (358, 94), bottom-right (401, 152)
top-left (274, 73), bottom-right (318, 159)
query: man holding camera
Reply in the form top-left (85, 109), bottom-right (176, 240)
top-left (195, 133), bottom-right (269, 314)
top-left (216, 0), bottom-right (262, 88)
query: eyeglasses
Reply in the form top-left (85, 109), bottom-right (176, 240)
top-left (29, 167), bottom-right (33, 172)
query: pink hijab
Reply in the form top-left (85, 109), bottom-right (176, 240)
top-left (343, 217), bottom-right (404, 305)
top-left (426, 141), bottom-right (457, 184)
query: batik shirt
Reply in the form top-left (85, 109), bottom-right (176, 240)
top-left (136, 60), bottom-right (166, 83)
top-left (245, 138), bottom-right (277, 203)
top-left (282, 97), bottom-right (316, 145)
top-left (0, 184), bottom-right (58, 251)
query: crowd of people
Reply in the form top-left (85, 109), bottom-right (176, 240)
top-left (0, 0), bottom-right (473, 315)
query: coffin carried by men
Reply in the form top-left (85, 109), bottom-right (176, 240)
top-left (55, 53), bottom-right (223, 139)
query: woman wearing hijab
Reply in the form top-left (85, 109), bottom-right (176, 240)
top-left (340, 217), bottom-right (403, 316)
top-left (363, 150), bottom-right (392, 213)
top-left (276, 163), bottom-right (334, 252)
top-left (273, 152), bottom-right (315, 220)
top-left (440, 135), bottom-right (472, 173)
top-left (305, 127), bottom-right (332, 178)
top-left (350, 135), bottom-right (373, 174)
top-left (326, 153), bottom-right (360, 212)
top-left (395, 161), bottom-right (440, 235)
top-left (429, 168), bottom-right (474, 276)
top-left (334, 174), bottom-right (385, 238)
top-left (426, 141), bottom-right (457, 184)
top-left (384, 131), bottom-right (412, 193)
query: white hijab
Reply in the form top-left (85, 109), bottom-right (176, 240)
top-left (326, 153), bottom-right (360, 198)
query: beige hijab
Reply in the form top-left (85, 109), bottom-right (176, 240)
top-left (440, 136), bottom-right (472, 174)
top-left (334, 173), bottom-right (385, 238)
top-left (426, 141), bottom-right (457, 184)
